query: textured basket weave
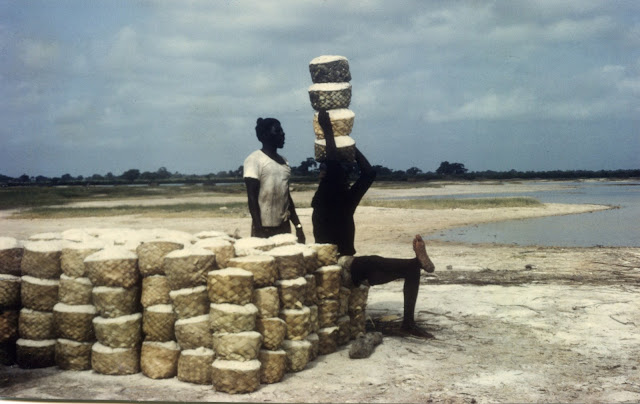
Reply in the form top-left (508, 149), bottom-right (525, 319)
top-left (338, 255), bottom-right (354, 288)
top-left (209, 303), bottom-right (258, 334)
top-left (312, 108), bottom-right (355, 139)
top-left (16, 338), bottom-right (56, 368)
top-left (349, 284), bottom-right (369, 314)
top-left (20, 242), bottom-right (62, 279)
top-left (301, 248), bottom-right (320, 275)
top-left (336, 315), bottom-right (351, 345)
top-left (178, 348), bottom-right (214, 384)
top-left (53, 303), bottom-right (96, 342)
top-left (338, 287), bottom-right (351, 317)
top-left (259, 349), bottom-right (286, 384)
top-left (141, 340), bottom-right (180, 379)
top-left (85, 250), bottom-right (139, 288)
top-left (0, 310), bottom-right (18, 343)
top-left (19, 309), bottom-right (54, 340)
top-left (281, 339), bottom-right (311, 372)
top-left (317, 326), bottom-right (338, 355)
top-left (211, 359), bottom-right (261, 394)
top-left (350, 310), bottom-right (366, 338)
top-left (170, 286), bottom-right (209, 319)
top-left (212, 331), bottom-right (262, 361)
top-left (266, 247), bottom-right (305, 280)
top-left (0, 239), bottom-right (23, 276)
top-left (0, 275), bottom-right (21, 308)
top-left (143, 305), bottom-right (176, 342)
top-left (92, 286), bottom-right (140, 318)
top-left (194, 238), bottom-right (235, 268)
top-left (308, 305), bottom-right (319, 333)
top-left (60, 245), bottom-right (102, 278)
top-left (314, 137), bottom-right (356, 163)
top-left (141, 275), bottom-right (171, 307)
top-left (137, 240), bottom-right (184, 277)
top-left (310, 244), bottom-right (338, 267)
top-left (21, 276), bottom-right (59, 312)
top-left (174, 315), bottom-right (211, 349)
top-left (252, 286), bottom-right (280, 319)
top-left (91, 342), bottom-right (140, 375)
top-left (163, 248), bottom-right (215, 291)
top-left (308, 82), bottom-right (352, 111)
top-left (227, 255), bottom-right (277, 288)
top-left (58, 275), bottom-right (93, 305)
top-left (93, 313), bottom-right (142, 348)
top-left (317, 299), bottom-right (339, 328)
top-left (306, 333), bottom-right (319, 361)
top-left (55, 338), bottom-right (92, 370)
top-left (279, 307), bottom-right (311, 341)
top-left (309, 55), bottom-right (351, 83)
top-left (207, 268), bottom-right (254, 305)
top-left (276, 277), bottom-right (307, 310)
top-left (303, 274), bottom-right (317, 306)
top-left (255, 317), bottom-right (286, 351)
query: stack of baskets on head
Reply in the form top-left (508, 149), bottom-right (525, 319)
top-left (0, 237), bottom-right (23, 366)
top-left (308, 55), bottom-right (356, 163)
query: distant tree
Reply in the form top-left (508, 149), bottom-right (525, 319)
top-left (406, 167), bottom-right (423, 176)
top-left (18, 174), bottom-right (31, 183)
top-left (91, 174), bottom-right (104, 181)
top-left (436, 161), bottom-right (468, 176)
top-left (293, 158), bottom-right (318, 176)
top-left (35, 175), bottom-right (50, 183)
top-left (105, 172), bottom-right (115, 181)
top-left (156, 167), bottom-right (171, 179)
top-left (120, 169), bottom-right (140, 183)
top-left (61, 173), bottom-right (73, 182)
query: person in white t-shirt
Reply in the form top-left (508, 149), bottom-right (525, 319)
top-left (243, 117), bottom-right (305, 243)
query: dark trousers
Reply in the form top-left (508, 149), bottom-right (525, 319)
top-left (251, 220), bottom-right (291, 238)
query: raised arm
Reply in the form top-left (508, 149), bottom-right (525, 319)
top-left (318, 110), bottom-right (338, 161)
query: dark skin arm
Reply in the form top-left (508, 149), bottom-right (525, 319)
top-left (288, 192), bottom-right (306, 243)
top-left (318, 110), bottom-right (338, 161)
top-left (244, 177), bottom-right (263, 235)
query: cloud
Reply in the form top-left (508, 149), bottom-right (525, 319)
top-left (19, 39), bottom-right (60, 70)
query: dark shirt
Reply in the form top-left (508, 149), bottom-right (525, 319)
top-left (311, 160), bottom-right (376, 256)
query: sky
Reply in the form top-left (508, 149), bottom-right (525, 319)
top-left (1, 0), bottom-right (639, 178)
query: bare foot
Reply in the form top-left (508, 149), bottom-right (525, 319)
top-left (401, 322), bottom-right (435, 339)
top-left (413, 234), bottom-right (435, 273)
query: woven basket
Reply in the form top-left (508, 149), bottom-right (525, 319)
top-left (55, 338), bottom-right (92, 370)
top-left (302, 248), bottom-right (319, 275)
top-left (143, 305), bottom-right (176, 342)
top-left (0, 310), bottom-right (18, 343)
top-left (309, 305), bottom-right (319, 333)
top-left (0, 275), bottom-right (21, 308)
top-left (170, 286), bottom-right (209, 320)
top-left (309, 55), bottom-right (351, 83)
top-left (91, 342), bottom-right (140, 375)
top-left (163, 247), bottom-right (215, 291)
top-left (174, 314), bottom-right (211, 349)
top-left (141, 275), bottom-right (171, 307)
top-left (18, 309), bottom-right (54, 340)
top-left (338, 287), bottom-right (351, 317)
top-left (85, 249), bottom-right (138, 288)
top-left (303, 274), bottom-right (317, 306)
top-left (209, 303), bottom-right (258, 334)
top-left (53, 303), bottom-right (96, 342)
top-left (16, 338), bottom-right (56, 368)
top-left (21, 276), bottom-right (59, 312)
top-left (306, 333), bottom-right (319, 361)
top-left (315, 265), bottom-right (342, 300)
top-left (310, 244), bottom-right (338, 267)
top-left (227, 255), bottom-right (277, 288)
top-left (259, 349), bottom-right (286, 384)
top-left (207, 268), bottom-right (253, 305)
top-left (194, 238), bottom-right (235, 268)
top-left (20, 242), bottom-right (62, 279)
top-left (212, 331), bottom-right (262, 361)
top-left (255, 317), bottom-right (286, 351)
top-left (336, 315), bottom-right (351, 345)
top-left (279, 307), bottom-right (311, 341)
top-left (350, 310), bottom-right (366, 338)
top-left (312, 108), bottom-right (355, 139)
top-left (338, 255), bottom-right (354, 288)
top-left (211, 359), bottom-right (261, 394)
top-left (60, 245), bottom-right (102, 278)
top-left (349, 284), bottom-right (369, 314)
top-left (281, 339), bottom-right (311, 372)
top-left (317, 299), bottom-right (339, 328)
top-left (233, 237), bottom-right (275, 257)
top-left (178, 348), bottom-right (214, 384)
top-left (252, 286), bottom-right (280, 319)
top-left (0, 238), bottom-right (23, 276)
top-left (276, 277), bottom-right (307, 310)
top-left (92, 286), bottom-right (140, 318)
top-left (308, 82), bottom-right (352, 111)
top-left (315, 137), bottom-right (356, 163)
top-left (93, 313), bottom-right (142, 348)
top-left (266, 246), bottom-right (305, 280)
top-left (58, 275), bottom-right (93, 305)
top-left (140, 340), bottom-right (180, 379)
top-left (317, 326), bottom-right (338, 355)
top-left (137, 240), bottom-right (184, 277)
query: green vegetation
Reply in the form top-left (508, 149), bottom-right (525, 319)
top-left (361, 197), bottom-right (543, 210)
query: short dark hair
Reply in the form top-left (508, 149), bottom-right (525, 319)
top-left (255, 117), bottom-right (280, 143)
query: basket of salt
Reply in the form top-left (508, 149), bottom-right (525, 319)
top-left (233, 237), bottom-right (275, 257)
top-left (336, 315), bottom-right (351, 345)
top-left (163, 247), bottom-right (215, 291)
top-left (275, 277), bottom-right (307, 310)
top-left (227, 255), bottom-right (277, 288)
top-left (308, 82), bottom-right (352, 111)
top-left (308, 304), bottom-right (319, 333)
top-left (212, 331), bottom-right (262, 362)
top-left (84, 247), bottom-right (138, 288)
top-left (304, 274), bottom-right (318, 306)
top-left (314, 136), bottom-right (356, 163)
top-left (317, 326), bottom-right (339, 355)
top-left (178, 347), bottom-right (214, 384)
top-left (211, 359), bottom-right (261, 394)
top-left (259, 349), bottom-right (286, 384)
top-left (93, 313), bottom-right (142, 348)
top-left (209, 303), bottom-right (258, 334)
top-left (20, 241), bottom-right (62, 279)
top-left (0, 237), bottom-right (23, 276)
top-left (53, 303), bottom-right (96, 342)
top-left (136, 240), bottom-right (184, 277)
top-left (194, 237), bottom-right (235, 268)
top-left (174, 314), bottom-right (211, 349)
top-left (18, 309), bottom-right (54, 340)
top-left (140, 340), bottom-right (180, 379)
top-left (16, 338), bottom-right (55, 368)
top-left (142, 304), bottom-right (175, 342)
top-left (92, 286), bottom-right (139, 318)
top-left (55, 338), bottom-right (92, 370)
top-left (309, 55), bottom-right (351, 84)
top-left (312, 108), bottom-right (355, 139)
top-left (310, 243), bottom-right (338, 266)
top-left (306, 333), bottom-right (319, 361)
top-left (141, 275), bottom-right (171, 307)
top-left (349, 283), bottom-right (369, 314)
top-left (317, 299), bottom-right (339, 328)
top-left (91, 342), bottom-right (140, 375)
top-left (266, 246), bottom-right (305, 280)
top-left (350, 310), bottom-right (366, 338)
top-left (60, 241), bottom-right (103, 278)
top-left (0, 310), bottom-right (18, 343)
top-left (207, 268), bottom-right (254, 305)
top-left (0, 274), bottom-right (21, 308)
top-left (58, 275), bottom-right (93, 305)
top-left (281, 339), bottom-right (312, 372)
top-left (314, 265), bottom-right (342, 300)
top-left (252, 286), bottom-right (280, 318)
top-left (338, 286), bottom-right (351, 317)
top-left (279, 306), bottom-right (311, 341)
top-left (255, 317), bottom-right (286, 351)
top-left (169, 285), bottom-right (209, 319)
top-left (21, 276), bottom-right (59, 312)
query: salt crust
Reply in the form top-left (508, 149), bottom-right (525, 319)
top-left (194, 238), bottom-right (232, 248)
top-left (57, 338), bottom-right (91, 347)
top-left (182, 347), bottom-right (214, 356)
top-left (92, 285), bottom-right (127, 294)
top-left (143, 340), bottom-right (180, 350)
top-left (282, 339), bottom-right (312, 349)
top-left (315, 136), bottom-right (355, 148)
top-left (307, 333), bottom-right (319, 342)
top-left (23, 240), bottom-right (62, 252)
top-left (267, 245), bottom-right (306, 257)
top-left (85, 246), bottom-right (136, 262)
top-left (210, 303), bottom-right (258, 315)
top-left (175, 314), bottom-right (208, 326)
top-left (0, 274), bottom-right (20, 282)
top-left (62, 239), bottom-right (106, 250)
top-left (92, 313), bottom-right (142, 324)
top-left (281, 306), bottom-right (311, 316)
top-left (60, 274), bottom-right (92, 285)
top-left (310, 55), bottom-right (348, 64)
top-left (276, 277), bottom-right (307, 287)
top-left (212, 359), bottom-right (261, 371)
top-left (314, 108), bottom-right (355, 120)
top-left (268, 233), bottom-right (298, 245)
top-left (169, 285), bottom-right (206, 297)
top-left (0, 237), bottom-right (21, 250)
top-left (53, 303), bottom-right (97, 314)
top-left (260, 349), bottom-right (286, 355)
top-left (147, 304), bottom-right (173, 313)
top-left (214, 331), bottom-right (261, 340)
top-left (230, 255), bottom-right (273, 263)
top-left (316, 265), bottom-right (341, 273)
top-left (308, 82), bottom-right (351, 92)
top-left (194, 230), bottom-right (230, 239)
top-left (17, 338), bottom-right (56, 347)
top-left (29, 232), bottom-right (63, 241)
top-left (234, 237), bottom-right (274, 251)
top-left (165, 247), bottom-right (213, 258)
top-left (92, 342), bottom-right (131, 354)
top-left (210, 267), bottom-right (253, 277)
top-left (319, 326), bottom-right (339, 333)
top-left (22, 275), bottom-right (59, 286)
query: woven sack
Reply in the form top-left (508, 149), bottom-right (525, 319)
top-left (194, 238), bottom-right (234, 268)
top-left (21, 276), bottom-right (59, 311)
top-left (252, 286), bottom-right (280, 318)
top-left (93, 313), bottom-right (142, 348)
top-left (279, 307), bottom-right (311, 341)
top-left (336, 315), bottom-right (351, 345)
top-left (350, 310), bottom-right (366, 338)
top-left (317, 326), bottom-right (339, 355)
top-left (301, 248), bottom-right (320, 275)
top-left (338, 287), bottom-right (351, 317)
top-left (174, 314), bottom-right (211, 349)
top-left (310, 244), bottom-right (338, 267)
top-left (303, 274), bottom-right (317, 306)
top-left (308, 82), bottom-right (352, 111)
top-left (212, 331), bottom-right (262, 361)
top-left (84, 247), bottom-right (138, 288)
top-left (55, 338), bottom-right (92, 370)
top-left (315, 265), bottom-right (341, 300)
top-left (141, 340), bottom-right (180, 379)
top-left (141, 275), bottom-right (171, 307)
top-left (143, 304), bottom-right (175, 342)
top-left (60, 244), bottom-right (102, 278)
top-left (312, 108), bottom-right (355, 139)
top-left (0, 309), bottom-right (18, 343)
top-left (163, 247), bottom-right (215, 290)
top-left (309, 55), bottom-right (351, 83)
top-left (207, 268), bottom-right (253, 305)
top-left (0, 237), bottom-right (23, 276)
top-left (227, 255), bottom-right (277, 288)
top-left (259, 349), bottom-right (286, 384)
top-left (317, 299), bottom-right (339, 328)
top-left (255, 317), bottom-right (286, 351)
top-left (20, 241), bottom-right (62, 279)
top-left (137, 240), bottom-right (184, 277)
top-left (209, 303), bottom-right (258, 334)
top-left (58, 275), bottom-right (93, 305)
top-left (92, 286), bottom-right (139, 318)
top-left (281, 339), bottom-right (311, 372)
top-left (178, 347), bottom-right (214, 384)
top-left (275, 277), bottom-right (307, 310)
top-left (306, 333), bottom-right (319, 361)
top-left (53, 303), bottom-right (96, 342)
top-left (211, 359), bottom-right (261, 394)
top-left (16, 338), bottom-right (56, 368)
top-left (169, 286), bottom-right (209, 319)
top-left (233, 237), bottom-right (275, 257)
top-left (309, 305), bottom-right (319, 333)
top-left (18, 309), bottom-right (54, 340)
top-left (349, 284), bottom-right (369, 314)
top-left (266, 246), bottom-right (305, 280)
top-left (0, 275), bottom-right (21, 308)
top-left (91, 342), bottom-right (140, 375)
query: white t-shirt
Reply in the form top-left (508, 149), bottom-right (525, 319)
top-left (243, 150), bottom-right (291, 227)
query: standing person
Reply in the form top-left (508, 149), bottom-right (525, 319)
top-left (311, 110), bottom-right (435, 338)
top-left (244, 117), bottom-right (305, 243)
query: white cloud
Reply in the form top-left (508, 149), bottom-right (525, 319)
top-left (20, 39), bottom-right (59, 70)
top-left (425, 90), bottom-right (536, 122)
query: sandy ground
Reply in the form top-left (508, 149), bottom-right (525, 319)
top-left (1, 181), bottom-right (639, 403)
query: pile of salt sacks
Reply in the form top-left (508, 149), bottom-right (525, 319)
top-left (0, 228), bottom-right (369, 394)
